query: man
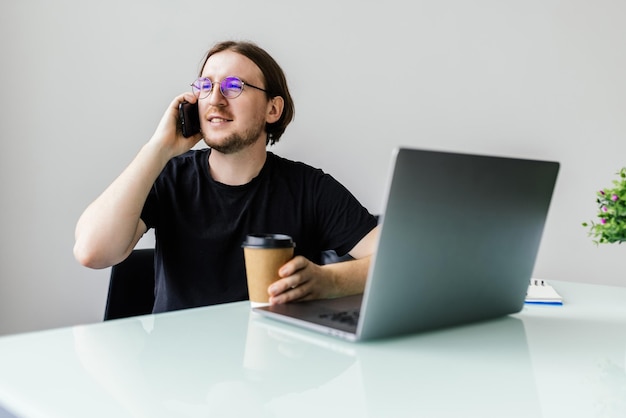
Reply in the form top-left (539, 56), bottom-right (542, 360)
top-left (74, 40), bottom-right (379, 312)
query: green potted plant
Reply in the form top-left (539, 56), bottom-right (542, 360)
top-left (583, 167), bottom-right (626, 244)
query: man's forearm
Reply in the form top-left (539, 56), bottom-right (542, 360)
top-left (322, 255), bottom-right (372, 298)
top-left (73, 143), bottom-right (166, 268)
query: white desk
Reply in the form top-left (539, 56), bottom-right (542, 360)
top-left (0, 281), bottom-right (625, 417)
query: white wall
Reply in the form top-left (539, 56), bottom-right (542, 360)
top-left (1, 0), bottom-right (625, 336)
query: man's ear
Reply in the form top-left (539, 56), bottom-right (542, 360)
top-left (266, 96), bottom-right (284, 124)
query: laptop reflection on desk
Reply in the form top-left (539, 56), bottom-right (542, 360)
top-left (250, 313), bottom-right (542, 417)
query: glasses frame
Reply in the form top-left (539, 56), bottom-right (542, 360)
top-left (191, 76), bottom-right (268, 99)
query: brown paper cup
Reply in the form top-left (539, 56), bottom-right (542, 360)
top-left (242, 234), bottom-right (295, 307)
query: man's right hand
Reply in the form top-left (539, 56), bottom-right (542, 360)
top-left (149, 93), bottom-right (204, 162)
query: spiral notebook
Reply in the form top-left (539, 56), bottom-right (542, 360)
top-left (525, 279), bottom-right (563, 305)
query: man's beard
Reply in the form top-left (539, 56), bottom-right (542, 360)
top-left (203, 124), bottom-right (265, 154)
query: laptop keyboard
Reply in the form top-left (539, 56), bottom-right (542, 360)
top-left (319, 310), bottom-right (360, 327)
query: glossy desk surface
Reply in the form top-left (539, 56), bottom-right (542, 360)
top-left (1, 281), bottom-right (626, 417)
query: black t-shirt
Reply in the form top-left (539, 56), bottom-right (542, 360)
top-left (141, 149), bottom-right (377, 313)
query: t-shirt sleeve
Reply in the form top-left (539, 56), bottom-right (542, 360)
top-left (314, 173), bottom-right (378, 256)
top-left (139, 150), bottom-right (197, 231)
top-left (140, 184), bottom-right (159, 230)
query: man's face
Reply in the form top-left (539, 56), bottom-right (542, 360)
top-left (198, 50), bottom-right (270, 154)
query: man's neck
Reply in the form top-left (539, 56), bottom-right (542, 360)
top-left (207, 141), bottom-right (268, 186)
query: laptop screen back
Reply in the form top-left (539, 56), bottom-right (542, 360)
top-left (357, 147), bottom-right (559, 340)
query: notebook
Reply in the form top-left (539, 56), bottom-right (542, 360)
top-left (254, 147), bottom-right (560, 341)
top-left (525, 278), bottom-right (563, 305)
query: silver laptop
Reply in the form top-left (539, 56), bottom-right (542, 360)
top-left (254, 147), bottom-right (560, 342)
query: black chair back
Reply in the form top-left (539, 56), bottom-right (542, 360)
top-left (104, 248), bottom-right (155, 320)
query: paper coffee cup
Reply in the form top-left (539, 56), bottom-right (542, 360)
top-left (242, 234), bottom-right (295, 307)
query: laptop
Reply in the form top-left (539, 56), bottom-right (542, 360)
top-left (254, 147), bottom-right (560, 342)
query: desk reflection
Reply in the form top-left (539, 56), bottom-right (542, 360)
top-left (248, 314), bottom-right (542, 418)
top-left (72, 305), bottom-right (542, 418)
top-left (522, 312), bottom-right (626, 418)
top-left (73, 306), bottom-right (357, 417)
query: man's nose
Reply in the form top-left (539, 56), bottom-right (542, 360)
top-left (205, 83), bottom-right (227, 106)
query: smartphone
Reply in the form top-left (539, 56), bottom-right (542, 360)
top-left (178, 101), bottom-right (201, 138)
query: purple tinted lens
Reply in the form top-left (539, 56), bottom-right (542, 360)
top-left (221, 77), bottom-right (244, 98)
top-left (192, 78), bottom-right (212, 97)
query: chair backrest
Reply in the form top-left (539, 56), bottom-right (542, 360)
top-left (104, 248), bottom-right (155, 320)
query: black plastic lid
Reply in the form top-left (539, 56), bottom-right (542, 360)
top-left (242, 233), bottom-right (295, 249)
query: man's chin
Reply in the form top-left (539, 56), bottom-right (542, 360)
top-left (203, 140), bottom-right (240, 155)
top-left (204, 136), bottom-right (261, 155)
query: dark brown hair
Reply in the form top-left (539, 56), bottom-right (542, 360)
top-left (199, 41), bottom-right (295, 145)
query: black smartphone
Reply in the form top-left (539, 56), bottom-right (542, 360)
top-left (178, 101), bottom-right (201, 138)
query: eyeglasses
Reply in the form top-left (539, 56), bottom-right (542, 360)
top-left (191, 76), bottom-right (268, 99)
